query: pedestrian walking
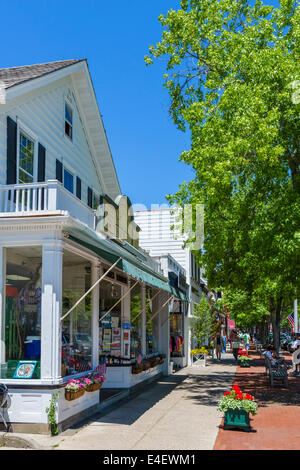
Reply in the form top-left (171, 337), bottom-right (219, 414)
top-left (243, 331), bottom-right (250, 350)
top-left (230, 329), bottom-right (240, 363)
top-left (221, 331), bottom-right (227, 353)
top-left (214, 329), bottom-right (223, 362)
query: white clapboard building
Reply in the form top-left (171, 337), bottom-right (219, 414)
top-left (134, 208), bottom-right (208, 366)
top-left (0, 60), bottom-right (185, 433)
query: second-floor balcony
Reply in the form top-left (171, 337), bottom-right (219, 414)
top-left (0, 180), bottom-right (96, 230)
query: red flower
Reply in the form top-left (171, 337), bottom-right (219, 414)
top-left (224, 392), bottom-right (231, 396)
top-left (232, 384), bottom-right (240, 390)
top-left (244, 393), bottom-right (254, 401)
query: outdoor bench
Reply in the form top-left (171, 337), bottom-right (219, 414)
top-left (264, 356), bottom-right (289, 388)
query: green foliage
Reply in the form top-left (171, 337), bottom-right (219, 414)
top-left (192, 296), bottom-right (214, 346)
top-left (223, 288), bottom-right (270, 327)
top-left (146, 0), bottom-right (300, 349)
top-left (239, 355), bottom-right (253, 364)
top-left (46, 391), bottom-right (60, 436)
top-left (217, 387), bottom-right (258, 415)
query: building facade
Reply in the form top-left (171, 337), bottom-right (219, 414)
top-left (0, 60), bottom-right (183, 433)
top-left (134, 208), bottom-right (207, 366)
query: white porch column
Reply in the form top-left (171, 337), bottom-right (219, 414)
top-left (141, 284), bottom-right (146, 356)
top-left (41, 240), bottom-right (63, 383)
top-left (91, 261), bottom-right (100, 368)
top-left (122, 284), bottom-right (131, 358)
top-left (158, 291), bottom-right (170, 376)
top-left (0, 246), bottom-right (5, 364)
top-left (46, 179), bottom-right (59, 211)
top-left (185, 311), bottom-right (192, 366)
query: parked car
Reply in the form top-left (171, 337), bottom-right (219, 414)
top-left (63, 332), bottom-right (91, 352)
top-left (281, 334), bottom-right (291, 350)
top-left (267, 332), bottom-right (291, 350)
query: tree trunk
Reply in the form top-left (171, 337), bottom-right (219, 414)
top-left (270, 298), bottom-right (282, 353)
top-left (258, 318), bottom-right (269, 345)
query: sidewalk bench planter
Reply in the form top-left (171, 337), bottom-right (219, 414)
top-left (218, 385), bottom-right (258, 432)
top-left (224, 408), bottom-right (250, 431)
top-left (238, 354), bottom-right (253, 368)
top-left (240, 362), bottom-right (251, 368)
top-left (191, 348), bottom-right (208, 367)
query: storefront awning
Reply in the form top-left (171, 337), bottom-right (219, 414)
top-left (168, 285), bottom-right (189, 302)
top-left (68, 235), bottom-right (188, 301)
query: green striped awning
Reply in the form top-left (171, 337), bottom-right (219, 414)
top-left (68, 235), bottom-right (188, 301)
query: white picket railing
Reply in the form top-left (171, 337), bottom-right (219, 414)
top-left (0, 179), bottom-right (96, 229)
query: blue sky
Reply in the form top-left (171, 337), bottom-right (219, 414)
top-left (1, 0), bottom-right (193, 208)
top-left (0, 0), bottom-right (280, 207)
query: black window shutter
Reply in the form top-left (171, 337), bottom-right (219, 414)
top-left (87, 187), bottom-right (93, 208)
top-left (6, 116), bottom-right (17, 184)
top-left (37, 143), bottom-right (46, 182)
top-left (56, 159), bottom-right (63, 183)
top-left (76, 177), bottom-right (82, 199)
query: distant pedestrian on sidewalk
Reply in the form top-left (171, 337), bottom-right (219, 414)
top-left (291, 343), bottom-right (300, 376)
top-left (222, 331), bottom-right (227, 353)
top-left (214, 328), bottom-right (223, 362)
top-left (263, 345), bottom-right (290, 371)
top-left (230, 329), bottom-right (240, 363)
top-left (243, 332), bottom-right (250, 351)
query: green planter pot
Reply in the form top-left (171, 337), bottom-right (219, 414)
top-left (240, 363), bottom-right (251, 368)
top-left (224, 408), bottom-right (250, 431)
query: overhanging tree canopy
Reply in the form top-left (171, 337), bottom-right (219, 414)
top-left (146, 0), bottom-right (300, 351)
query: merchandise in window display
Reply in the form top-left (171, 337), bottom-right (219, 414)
top-left (3, 249), bottom-right (42, 380)
top-left (13, 361), bottom-right (38, 379)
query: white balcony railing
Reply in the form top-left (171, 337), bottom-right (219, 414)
top-left (0, 179), bottom-right (96, 229)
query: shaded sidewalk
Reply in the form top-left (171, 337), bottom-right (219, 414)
top-left (214, 346), bottom-right (300, 450)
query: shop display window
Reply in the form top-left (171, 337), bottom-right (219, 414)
top-left (99, 280), bottom-right (122, 358)
top-left (61, 250), bottom-right (92, 377)
top-left (1, 246), bottom-right (42, 379)
top-left (170, 301), bottom-right (185, 358)
top-left (146, 287), bottom-right (158, 355)
top-left (130, 281), bottom-right (142, 359)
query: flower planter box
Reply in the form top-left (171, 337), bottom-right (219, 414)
top-left (191, 353), bottom-right (207, 367)
top-left (65, 389), bottom-right (85, 401)
top-left (86, 382), bottom-right (103, 392)
top-left (240, 363), bottom-right (251, 368)
top-left (224, 408), bottom-right (250, 431)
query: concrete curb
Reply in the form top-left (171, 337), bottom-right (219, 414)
top-left (0, 431), bottom-right (51, 449)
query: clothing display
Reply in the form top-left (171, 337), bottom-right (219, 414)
top-left (170, 335), bottom-right (184, 355)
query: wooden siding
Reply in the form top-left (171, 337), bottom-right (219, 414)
top-left (0, 75), bottom-right (102, 202)
top-left (134, 209), bottom-right (188, 271)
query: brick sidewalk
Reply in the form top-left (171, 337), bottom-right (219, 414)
top-left (214, 346), bottom-right (300, 450)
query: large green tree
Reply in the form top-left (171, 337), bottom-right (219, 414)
top-left (146, 0), bottom-right (300, 351)
top-left (191, 296), bottom-right (215, 346)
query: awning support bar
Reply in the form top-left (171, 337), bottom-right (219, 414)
top-left (147, 295), bottom-right (175, 324)
top-left (60, 257), bottom-right (122, 322)
top-left (99, 280), bottom-right (140, 324)
top-left (131, 289), bottom-right (162, 323)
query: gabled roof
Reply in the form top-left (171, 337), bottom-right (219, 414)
top-left (1, 59), bottom-right (121, 200)
top-left (0, 59), bottom-right (85, 89)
